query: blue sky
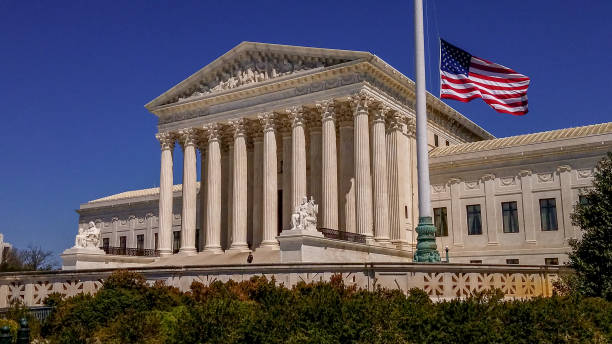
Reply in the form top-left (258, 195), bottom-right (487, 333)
top-left (1, 1), bottom-right (610, 258)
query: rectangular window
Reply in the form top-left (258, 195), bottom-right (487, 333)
top-left (466, 204), bottom-right (482, 235)
top-left (102, 238), bottom-right (110, 249)
top-left (506, 258), bottom-right (519, 264)
top-left (433, 207), bottom-right (448, 237)
top-left (154, 233), bottom-right (159, 250)
top-left (470, 260), bottom-right (482, 264)
top-left (502, 201), bottom-right (519, 233)
top-left (119, 236), bottom-right (126, 249)
top-left (445, 140), bottom-right (450, 146)
top-left (578, 195), bottom-right (588, 205)
top-left (545, 258), bottom-right (559, 265)
top-left (136, 234), bottom-right (144, 251)
top-left (434, 134), bottom-right (439, 147)
top-left (172, 231), bottom-right (181, 254)
top-left (404, 205), bottom-right (409, 219)
top-left (540, 198), bottom-right (558, 231)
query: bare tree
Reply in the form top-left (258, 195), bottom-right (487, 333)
top-left (19, 245), bottom-right (57, 271)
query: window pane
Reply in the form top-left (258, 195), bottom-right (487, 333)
top-left (540, 198), bottom-right (558, 231)
top-left (434, 207), bottom-right (448, 237)
top-left (467, 205), bottom-right (482, 235)
top-left (502, 201), bottom-right (519, 233)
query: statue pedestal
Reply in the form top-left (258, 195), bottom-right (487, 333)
top-left (61, 247), bottom-right (106, 270)
top-left (277, 229), bottom-right (411, 264)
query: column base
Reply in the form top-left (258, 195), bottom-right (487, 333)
top-left (227, 244), bottom-right (251, 253)
top-left (391, 240), bottom-right (411, 251)
top-left (158, 249), bottom-right (173, 257)
top-left (179, 247), bottom-right (197, 256)
top-left (374, 237), bottom-right (395, 248)
top-left (413, 216), bottom-right (441, 263)
top-left (258, 241), bottom-right (280, 250)
top-left (203, 246), bottom-right (223, 254)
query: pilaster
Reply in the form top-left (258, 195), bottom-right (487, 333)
top-left (519, 170), bottom-right (536, 244)
top-left (482, 173), bottom-right (499, 245)
top-left (557, 165), bottom-right (574, 239)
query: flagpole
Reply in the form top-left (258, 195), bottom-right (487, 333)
top-left (413, 0), bottom-right (440, 262)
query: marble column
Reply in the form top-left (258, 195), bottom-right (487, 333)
top-left (179, 128), bottom-right (197, 254)
top-left (352, 94), bottom-right (373, 238)
top-left (199, 145), bottom-right (207, 251)
top-left (371, 106), bottom-right (390, 243)
top-left (387, 113), bottom-right (407, 247)
top-left (318, 100), bottom-right (338, 230)
top-left (338, 113), bottom-right (356, 234)
top-left (251, 132), bottom-right (264, 248)
top-left (281, 129), bottom-right (292, 229)
top-left (259, 113), bottom-right (279, 246)
top-left (290, 107), bottom-right (307, 212)
top-left (203, 124), bottom-right (222, 253)
top-left (229, 120), bottom-right (248, 250)
top-left (155, 132), bottom-right (175, 256)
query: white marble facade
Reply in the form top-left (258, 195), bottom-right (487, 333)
top-left (73, 42), bottom-right (612, 267)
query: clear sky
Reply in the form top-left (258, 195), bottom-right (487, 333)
top-left (1, 1), bottom-right (610, 259)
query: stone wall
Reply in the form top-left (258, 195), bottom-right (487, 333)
top-left (0, 263), bottom-right (562, 307)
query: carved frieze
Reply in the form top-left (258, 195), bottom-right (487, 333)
top-left (577, 168), bottom-right (593, 179)
top-left (537, 172), bottom-right (554, 183)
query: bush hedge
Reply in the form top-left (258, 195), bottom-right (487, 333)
top-left (32, 270), bottom-right (611, 343)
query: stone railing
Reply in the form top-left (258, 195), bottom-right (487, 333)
top-left (317, 228), bottom-right (367, 244)
top-left (0, 263), bottom-right (564, 307)
top-left (100, 246), bottom-right (160, 257)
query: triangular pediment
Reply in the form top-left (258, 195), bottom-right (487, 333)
top-left (146, 42), bottom-right (373, 109)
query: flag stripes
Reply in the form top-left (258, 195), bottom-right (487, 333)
top-left (440, 39), bottom-right (530, 115)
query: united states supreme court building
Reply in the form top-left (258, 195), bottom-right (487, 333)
top-left (61, 42), bottom-right (612, 270)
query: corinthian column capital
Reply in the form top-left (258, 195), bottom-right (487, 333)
top-left (386, 111), bottom-right (404, 132)
top-left (316, 99), bottom-right (336, 122)
top-left (258, 112), bottom-right (276, 132)
top-left (288, 106), bottom-right (306, 128)
top-left (178, 128), bottom-right (197, 148)
top-left (228, 118), bottom-right (248, 138)
top-left (349, 90), bottom-right (373, 116)
top-left (155, 132), bottom-right (176, 151)
top-left (203, 123), bottom-right (221, 141)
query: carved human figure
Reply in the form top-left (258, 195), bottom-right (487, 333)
top-left (290, 196), bottom-right (318, 231)
top-left (74, 226), bottom-right (86, 247)
top-left (74, 221), bottom-right (101, 249)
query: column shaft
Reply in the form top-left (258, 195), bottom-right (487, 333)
top-left (320, 101), bottom-right (339, 230)
top-left (353, 96), bottom-right (373, 238)
top-left (372, 111), bottom-right (390, 243)
top-left (156, 133), bottom-right (174, 256)
top-left (309, 127), bottom-right (322, 222)
top-left (260, 114), bottom-right (279, 246)
top-left (180, 129), bottom-right (197, 254)
top-left (387, 116), bottom-right (407, 247)
top-left (230, 121), bottom-right (248, 250)
top-left (204, 127), bottom-right (222, 252)
top-left (291, 108), bottom-right (307, 211)
top-left (199, 147), bottom-right (207, 251)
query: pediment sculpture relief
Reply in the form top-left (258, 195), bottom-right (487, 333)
top-left (170, 53), bottom-right (350, 104)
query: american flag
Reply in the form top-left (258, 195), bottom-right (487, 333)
top-left (440, 39), bottom-right (530, 115)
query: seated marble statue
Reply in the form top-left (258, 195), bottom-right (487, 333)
top-left (74, 221), bottom-right (101, 249)
top-left (290, 196), bottom-right (318, 232)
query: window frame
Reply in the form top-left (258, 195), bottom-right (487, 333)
top-left (136, 234), bottom-right (145, 251)
top-left (433, 207), bottom-right (448, 237)
top-left (466, 204), bottom-right (482, 235)
top-left (501, 201), bottom-right (519, 233)
top-left (539, 198), bottom-right (558, 231)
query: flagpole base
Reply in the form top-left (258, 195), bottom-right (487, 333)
top-left (413, 216), bottom-right (441, 263)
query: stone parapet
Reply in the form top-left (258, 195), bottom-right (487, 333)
top-left (0, 263), bottom-right (562, 307)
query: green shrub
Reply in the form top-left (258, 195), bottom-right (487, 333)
top-left (39, 270), bottom-right (612, 343)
